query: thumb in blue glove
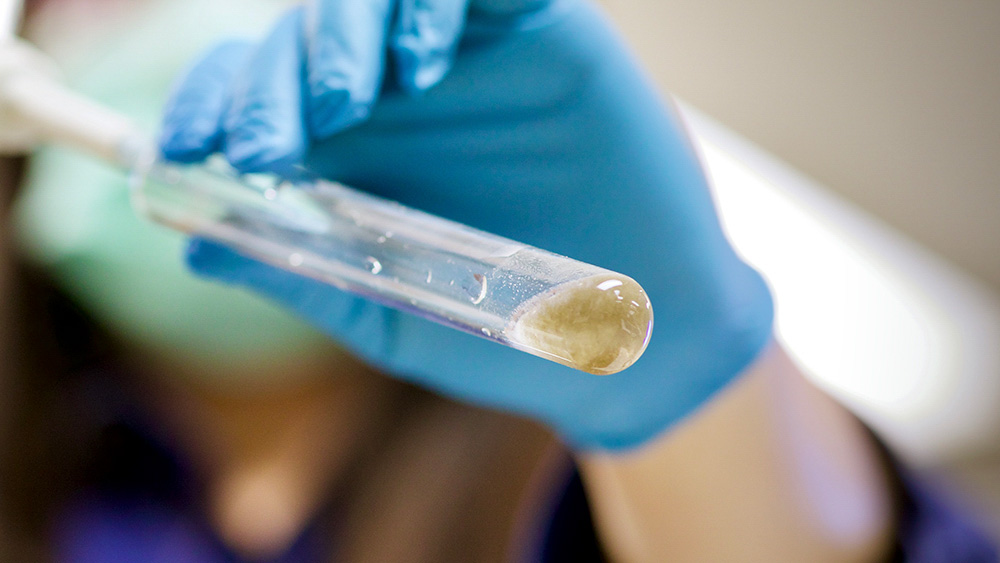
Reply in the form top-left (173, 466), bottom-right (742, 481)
top-left (160, 0), bottom-right (774, 451)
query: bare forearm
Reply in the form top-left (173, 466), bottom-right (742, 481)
top-left (577, 341), bottom-right (896, 563)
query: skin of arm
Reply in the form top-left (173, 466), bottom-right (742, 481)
top-left (577, 340), bottom-right (897, 563)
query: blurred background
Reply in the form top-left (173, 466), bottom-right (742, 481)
top-left (598, 0), bottom-right (1000, 538)
top-left (602, 0), bottom-right (1000, 295)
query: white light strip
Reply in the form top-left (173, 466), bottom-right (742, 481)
top-left (679, 103), bottom-right (1000, 465)
top-left (0, 0), bottom-right (22, 40)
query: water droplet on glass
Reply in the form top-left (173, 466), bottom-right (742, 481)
top-left (384, 231), bottom-right (394, 239)
top-left (365, 257), bottom-right (382, 275)
top-left (468, 273), bottom-right (487, 305)
top-left (376, 236), bottom-right (387, 244)
top-left (288, 253), bottom-right (304, 267)
top-left (264, 188), bottom-right (278, 200)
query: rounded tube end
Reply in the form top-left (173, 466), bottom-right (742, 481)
top-left (507, 273), bottom-right (653, 374)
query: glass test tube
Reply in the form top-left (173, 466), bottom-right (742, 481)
top-left (127, 153), bottom-right (653, 375)
top-left (0, 35), bottom-right (653, 373)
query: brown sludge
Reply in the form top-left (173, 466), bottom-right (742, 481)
top-left (509, 273), bottom-right (653, 375)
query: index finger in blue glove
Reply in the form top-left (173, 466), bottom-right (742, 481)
top-left (159, 40), bottom-right (253, 163)
top-left (223, 8), bottom-right (309, 174)
top-left (305, 0), bottom-right (397, 138)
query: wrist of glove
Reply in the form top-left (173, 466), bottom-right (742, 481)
top-left (161, 0), bottom-right (774, 451)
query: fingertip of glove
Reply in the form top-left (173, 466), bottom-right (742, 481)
top-left (307, 81), bottom-right (372, 139)
top-left (158, 128), bottom-right (216, 163)
top-left (224, 139), bottom-right (304, 175)
top-left (158, 100), bottom-right (223, 163)
top-left (222, 119), bottom-right (306, 174)
top-left (159, 40), bottom-right (255, 164)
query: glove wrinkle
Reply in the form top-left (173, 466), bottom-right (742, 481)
top-left (223, 9), bottom-right (308, 173)
top-left (160, 41), bottom-right (254, 162)
top-left (306, 0), bottom-right (396, 138)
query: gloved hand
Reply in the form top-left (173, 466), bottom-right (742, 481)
top-left (159, 0), bottom-right (773, 451)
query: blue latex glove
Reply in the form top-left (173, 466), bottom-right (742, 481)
top-left (159, 0), bottom-right (773, 451)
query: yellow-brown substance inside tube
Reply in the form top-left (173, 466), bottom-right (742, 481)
top-left (508, 274), bottom-right (653, 375)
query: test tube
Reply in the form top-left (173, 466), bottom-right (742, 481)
top-left (1, 39), bottom-right (653, 374)
top-left (127, 150), bottom-right (653, 374)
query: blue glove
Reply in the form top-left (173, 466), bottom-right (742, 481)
top-left (159, 0), bottom-right (773, 451)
